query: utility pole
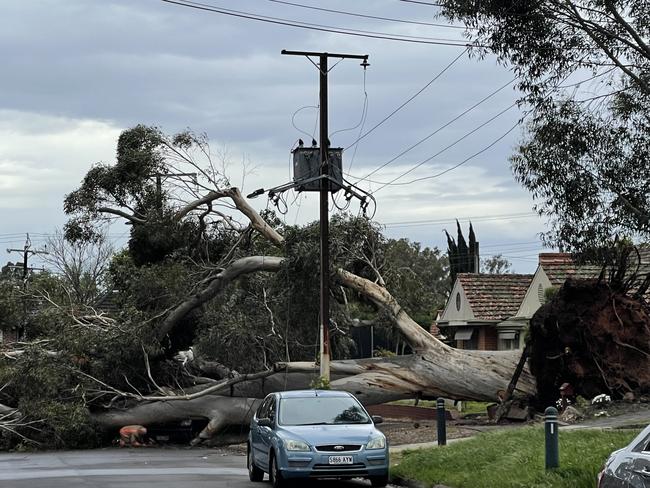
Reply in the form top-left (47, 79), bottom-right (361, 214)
top-left (281, 50), bottom-right (369, 381)
top-left (6, 234), bottom-right (48, 280)
top-left (6, 233), bottom-right (48, 340)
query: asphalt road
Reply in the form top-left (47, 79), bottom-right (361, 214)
top-left (0, 448), bottom-right (383, 488)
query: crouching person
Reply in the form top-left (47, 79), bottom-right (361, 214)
top-left (118, 425), bottom-right (148, 447)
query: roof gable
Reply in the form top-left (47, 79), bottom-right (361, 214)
top-left (438, 278), bottom-right (475, 322)
top-left (457, 273), bottom-right (533, 321)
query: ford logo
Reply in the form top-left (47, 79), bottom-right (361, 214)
top-left (333, 445), bottom-right (345, 451)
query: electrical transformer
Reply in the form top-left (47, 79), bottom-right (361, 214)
top-left (292, 147), bottom-right (343, 192)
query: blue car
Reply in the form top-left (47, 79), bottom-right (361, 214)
top-left (247, 389), bottom-right (389, 487)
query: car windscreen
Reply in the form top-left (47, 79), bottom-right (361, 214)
top-left (278, 396), bottom-right (371, 426)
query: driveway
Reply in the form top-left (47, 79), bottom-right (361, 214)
top-left (0, 448), bottom-right (391, 488)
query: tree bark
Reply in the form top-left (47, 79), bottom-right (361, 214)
top-left (156, 256), bottom-right (283, 340)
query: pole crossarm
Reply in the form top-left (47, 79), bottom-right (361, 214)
top-left (281, 49), bottom-right (368, 60)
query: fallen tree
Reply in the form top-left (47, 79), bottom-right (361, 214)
top-left (83, 261), bottom-right (535, 442)
top-left (530, 278), bottom-right (650, 406)
top-left (0, 125), bottom-right (541, 447)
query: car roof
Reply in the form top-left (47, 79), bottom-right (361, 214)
top-left (276, 389), bottom-right (353, 399)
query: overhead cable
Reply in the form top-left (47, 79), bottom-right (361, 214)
top-left (356, 77), bottom-right (516, 182)
top-left (364, 103), bottom-right (519, 193)
top-left (381, 211), bottom-right (537, 228)
top-left (344, 47), bottom-right (469, 151)
top-left (263, 0), bottom-right (469, 29)
top-left (160, 0), bottom-right (475, 47)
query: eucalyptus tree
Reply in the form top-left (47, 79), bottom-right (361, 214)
top-left (439, 0), bottom-right (650, 254)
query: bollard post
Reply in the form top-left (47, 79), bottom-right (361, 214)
top-left (545, 406), bottom-right (559, 469)
top-left (436, 398), bottom-right (447, 446)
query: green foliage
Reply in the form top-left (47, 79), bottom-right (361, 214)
top-left (64, 125), bottom-right (166, 243)
top-left (382, 238), bottom-right (449, 327)
top-left (0, 277), bottom-right (22, 332)
top-left (482, 254), bottom-right (513, 274)
top-left (17, 401), bottom-right (99, 450)
top-left (0, 349), bottom-right (100, 450)
top-left (544, 286), bottom-right (558, 303)
top-left (512, 101), bottom-right (650, 254)
top-left (309, 376), bottom-right (331, 390)
top-left (373, 348), bottom-right (396, 358)
top-left (439, 0), bottom-right (650, 256)
top-left (392, 426), bottom-right (639, 488)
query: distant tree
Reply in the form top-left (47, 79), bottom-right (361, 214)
top-left (482, 254), bottom-right (513, 274)
top-left (445, 221), bottom-right (478, 286)
top-left (42, 231), bottom-right (114, 306)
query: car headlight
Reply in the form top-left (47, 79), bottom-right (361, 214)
top-left (366, 435), bottom-right (386, 450)
top-left (285, 439), bottom-right (310, 451)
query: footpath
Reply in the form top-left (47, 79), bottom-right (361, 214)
top-left (389, 403), bottom-right (650, 455)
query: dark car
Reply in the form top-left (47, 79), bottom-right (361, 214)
top-left (247, 389), bottom-right (389, 488)
top-left (598, 424), bottom-right (650, 487)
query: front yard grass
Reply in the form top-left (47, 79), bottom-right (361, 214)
top-left (391, 426), bottom-right (639, 488)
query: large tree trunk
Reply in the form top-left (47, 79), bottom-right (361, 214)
top-left (91, 270), bottom-right (535, 442)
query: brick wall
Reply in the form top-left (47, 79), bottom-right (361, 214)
top-left (478, 326), bottom-right (498, 351)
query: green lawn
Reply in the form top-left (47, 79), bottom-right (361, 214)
top-left (389, 399), bottom-right (490, 416)
top-left (391, 426), bottom-right (639, 488)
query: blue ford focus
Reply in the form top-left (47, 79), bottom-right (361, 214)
top-left (247, 389), bottom-right (389, 487)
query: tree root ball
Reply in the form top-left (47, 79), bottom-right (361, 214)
top-left (529, 279), bottom-right (650, 407)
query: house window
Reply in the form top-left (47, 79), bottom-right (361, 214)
top-left (455, 292), bottom-right (461, 311)
top-left (537, 283), bottom-right (544, 303)
top-left (499, 331), bottom-right (519, 350)
top-left (454, 328), bottom-right (478, 350)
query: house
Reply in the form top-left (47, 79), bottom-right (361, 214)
top-left (436, 273), bottom-right (533, 351)
top-left (435, 248), bottom-right (650, 352)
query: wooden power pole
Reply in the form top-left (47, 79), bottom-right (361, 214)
top-left (281, 50), bottom-right (369, 381)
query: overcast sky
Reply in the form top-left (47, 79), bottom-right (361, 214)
top-left (0, 0), bottom-right (554, 273)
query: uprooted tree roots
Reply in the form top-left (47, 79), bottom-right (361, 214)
top-left (529, 278), bottom-right (650, 407)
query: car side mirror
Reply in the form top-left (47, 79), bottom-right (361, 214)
top-left (258, 418), bottom-right (272, 428)
top-left (372, 415), bottom-right (383, 425)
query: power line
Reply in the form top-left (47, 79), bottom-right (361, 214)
top-left (355, 77), bottom-right (516, 182)
top-left (160, 0), bottom-right (475, 47)
top-left (369, 103), bottom-right (519, 193)
top-left (480, 240), bottom-right (541, 249)
top-left (399, 0), bottom-right (445, 6)
top-left (381, 211), bottom-right (538, 228)
top-left (263, 0), bottom-right (469, 29)
top-left (344, 47), bottom-right (468, 151)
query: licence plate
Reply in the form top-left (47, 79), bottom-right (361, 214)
top-left (328, 455), bottom-right (353, 465)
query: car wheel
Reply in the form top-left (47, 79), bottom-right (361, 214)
top-left (269, 453), bottom-right (286, 488)
top-left (247, 445), bottom-right (264, 482)
top-left (370, 474), bottom-right (389, 487)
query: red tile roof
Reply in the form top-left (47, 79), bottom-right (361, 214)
top-left (457, 273), bottom-right (533, 321)
top-left (538, 253), bottom-right (601, 286)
